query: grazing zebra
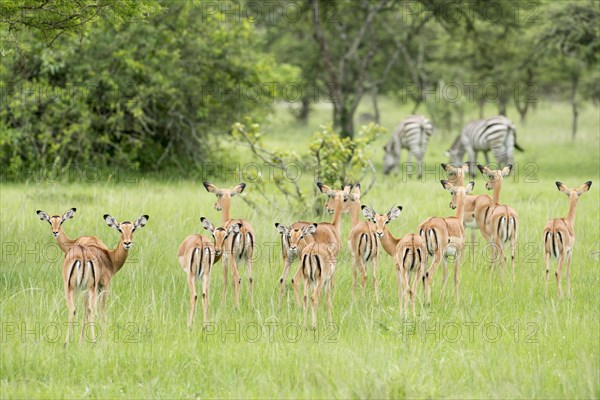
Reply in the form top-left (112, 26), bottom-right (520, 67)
top-left (445, 116), bottom-right (524, 176)
top-left (383, 115), bottom-right (434, 178)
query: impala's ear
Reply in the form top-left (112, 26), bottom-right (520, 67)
top-left (477, 164), bottom-right (488, 175)
top-left (203, 182), bottom-right (221, 194)
top-left (231, 183), bottom-right (246, 195)
top-left (133, 215), bottom-right (149, 230)
top-left (501, 165), bottom-right (512, 177)
top-left (466, 181), bottom-right (475, 193)
top-left (352, 183), bottom-right (361, 196)
top-left (104, 214), bottom-right (120, 230)
top-left (317, 182), bottom-right (333, 194)
top-left (387, 206), bottom-right (403, 221)
top-left (61, 208), bottom-right (76, 222)
top-left (441, 179), bottom-right (455, 191)
top-left (275, 223), bottom-right (288, 236)
top-left (441, 163), bottom-right (449, 171)
top-left (556, 181), bottom-right (569, 194)
top-left (462, 163), bottom-right (469, 172)
top-left (361, 205), bottom-right (376, 222)
top-left (228, 223), bottom-right (241, 234)
top-left (200, 217), bottom-right (215, 233)
top-left (342, 183), bottom-right (353, 193)
top-left (577, 181), bottom-right (592, 195)
top-left (303, 223), bottom-right (318, 236)
top-left (36, 210), bottom-right (50, 222)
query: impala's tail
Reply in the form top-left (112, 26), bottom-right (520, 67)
top-left (64, 245), bottom-right (98, 290)
top-left (495, 207), bottom-right (517, 243)
top-left (544, 220), bottom-right (564, 259)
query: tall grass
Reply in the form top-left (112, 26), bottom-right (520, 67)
top-left (1, 99), bottom-right (598, 398)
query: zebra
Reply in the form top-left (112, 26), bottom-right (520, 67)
top-left (383, 115), bottom-right (434, 178)
top-left (445, 116), bottom-right (524, 176)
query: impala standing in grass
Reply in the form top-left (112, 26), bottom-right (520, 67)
top-left (543, 181), bottom-right (592, 298)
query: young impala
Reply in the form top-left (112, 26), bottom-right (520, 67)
top-left (63, 214), bottom-right (149, 346)
top-left (201, 217), bottom-right (254, 308)
top-left (293, 223), bottom-right (337, 329)
top-left (543, 181), bottom-right (592, 298)
top-left (361, 205), bottom-right (426, 315)
top-left (203, 182), bottom-right (255, 307)
top-left (178, 224), bottom-right (217, 328)
top-left (478, 165), bottom-right (518, 280)
top-left (345, 184), bottom-right (383, 303)
top-left (275, 182), bottom-right (347, 305)
top-left (419, 181), bottom-right (474, 305)
top-left (36, 208), bottom-right (108, 253)
top-left (441, 163), bottom-right (491, 263)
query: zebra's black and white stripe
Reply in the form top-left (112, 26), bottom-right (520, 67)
top-left (383, 115), bottom-right (434, 178)
top-left (446, 116), bottom-right (523, 174)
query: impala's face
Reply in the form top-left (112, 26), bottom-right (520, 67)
top-left (441, 180), bottom-right (474, 208)
top-left (479, 165), bottom-right (512, 191)
top-left (362, 206), bottom-right (402, 238)
top-left (105, 214), bottom-right (149, 250)
top-left (202, 217), bottom-right (239, 256)
top-left (203, 182), bottom-right (246, 212)
top-left (318, 183), bottom-right (348, 213)
top-left (341, 184), bottom-right (361, 213)
top-left (36, 208), bottom-right (76, 238)
top-left (442, 163), bottom-right (468, 186)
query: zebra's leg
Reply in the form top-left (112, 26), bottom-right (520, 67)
top-left (484, 151), bottom-right (490, 166)
top-left (466, 147), bottom-right (477, 177)
top-left (416, 152), bottom-right (424, 180)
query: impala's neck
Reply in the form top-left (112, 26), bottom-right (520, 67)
top-left (108, 237), bottom-right (129, 273)
top-left (221, 198), bottom-right (231, 225)
top-left (349, 202), bottom-right (361, 228)
top-left (380, 227), bottom-right (400, 257)
top-left (56, 226), bottom-right (76, 253)
top-left (331, 197), bottom-right (343, 235)
top-left (455, 193), bottom-right (466, 224)
top-left (492, 179), bottom-right (503, 204)
top-left (566, 194), bottom-right (579, 226)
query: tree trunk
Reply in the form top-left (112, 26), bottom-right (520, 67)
top-left (571, 72), bottom-right (579, 141)
top-left (339, 105), bottom-right (355, 139)
top-left (371, 87), bottom-right (380, 124)
top-left (295, 97), bottom-right (311, 124)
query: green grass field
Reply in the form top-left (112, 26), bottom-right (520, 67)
top-left (1, 98), bottom-right (599, 398)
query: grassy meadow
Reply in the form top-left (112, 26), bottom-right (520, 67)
top-left (1, 98), bottom-right (599, 398)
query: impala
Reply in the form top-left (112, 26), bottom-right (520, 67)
top-left (345, 184), bottom-right (383, 302)
top-left (294, 223), bottom-right (337, 329)
top-left (201, 217), bottom-right (254, 308)
top-left (178, 225), bottom-right (217, 328)
top-left (419, 181), bottom-right (474, 305)
top-left (441, 163), bottom-right (488, 263)
top-left (543, 181), bottom-right (592, 298)
top-left (361, 205), bottom-right (426, 314)
top-left (36, 208), bottom-right (108, 253)
top-left (203, 182), bottom-right (255, 307)
top-left (275, 182), bottom-right (346, 305)
top-left (63, 214), bottom-right (148, 346)
top-left (478, 165), bottom-right (518, 280)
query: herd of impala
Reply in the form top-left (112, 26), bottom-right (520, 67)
top-left (36, 164), bottom-right (592, 345)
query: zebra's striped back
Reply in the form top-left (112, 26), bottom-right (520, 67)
top-left (383, 115), bottom-right (434, 174)
top-left (448, 116), bottom-right (519, 166)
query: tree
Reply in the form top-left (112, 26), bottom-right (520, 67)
top-left (538, 1), bottom-right (600, 139)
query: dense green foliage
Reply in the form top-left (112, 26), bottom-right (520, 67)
top-left (1, 0), bottom-right (598, 175)
top-left (1, 2), bottom-right (297, 176)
